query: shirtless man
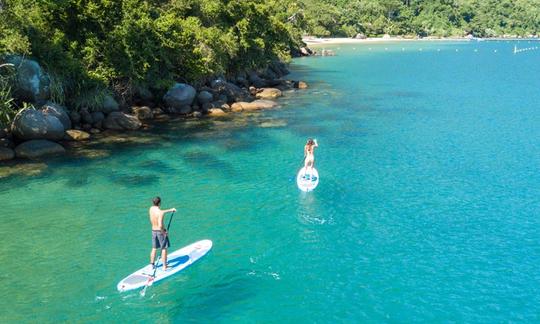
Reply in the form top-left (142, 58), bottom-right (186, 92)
top-left (304, 138), bottom-right (318, 178)
top-left (149, 197), bottom-right (176, 270)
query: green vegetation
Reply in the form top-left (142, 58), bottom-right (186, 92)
top-left (1, 0), bottom-right (540, 124)
top-left (0, 0), bottom-right (302, 115)
top-left (297, 0), bottom-right (540, 38)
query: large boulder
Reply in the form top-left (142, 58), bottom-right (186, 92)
top-left (41, 102), bottom-right (71, 130)
top-left (211, 79), bottom-right (250, 102)
top-left (231, 100), bottom-right (278, 112)
top-left (15, 140), bottom-right (65, 159)
top-left (103, 112), bottom-right (141, 130)
top-left (163, 83), bottom-right (196, 110)
top-left (197, 91), bottom-right (213, 105)
top-left (101, 95), bottom-right (119, 114)
top-left (248, 71), bottom-right (268, 88)
top-left (0, 147), bottom-right (15, 161)
top-left (256, 88), bottom-right (282, 99)
top-left (11, 108), bottom-right (65, 141)
top-left (65, 129), bottom-right (90, 141)
top-left (6, 56), bottom-right (50, 103)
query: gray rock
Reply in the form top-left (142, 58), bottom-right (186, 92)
top-left (135, 86), bottom-right (153, 102)
top-left (11, 108), bottom-right (65, 141)
top-left (132, 106), bottom-right (153, 120)
top-left (197, 91), bottom-right (213, 105)
top-left (103, 112), bottom-right (141, 130)
top-left (69, 111), bottom-right (81, 125)
top-left (248, 71), bottom-right (268, 88)
top-left (0, 138), bottom-right (14, 148)
top-left (41, 102), bottom-right (71, 130)
top-left (0, 147), bottom-right (15, 161)
top-left (101, 95), bottom-right (119, 114)
top-left (6, 56), bottom-right (50, 103)
top-left (15, 140), bottom-right (65, 159)
top-left (163, 83), bottom-right (196, 110)
top-left (91, 111), bottom-right (105, 124)
top-left (212, 79), bottom-right (250, 102)
top-left (218, 94), bottom-right (228, 102)
top-left (261, 67), bottom-right (278, 80)
top-left (80, 109), bottom-right (93, 124)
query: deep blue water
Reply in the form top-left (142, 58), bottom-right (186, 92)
top-left (0, 40), bottom-right (539, 322)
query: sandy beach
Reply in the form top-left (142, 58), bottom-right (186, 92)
top-left (302, 36), bottom-right (471, 46)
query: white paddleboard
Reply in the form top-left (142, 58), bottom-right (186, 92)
top-left (296, 167), bottom-right (319, 192)
top-left (117, 239), bottom-right (212, 292)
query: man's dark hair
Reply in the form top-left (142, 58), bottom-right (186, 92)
top-left (152, 197), bottom-right (161, 206)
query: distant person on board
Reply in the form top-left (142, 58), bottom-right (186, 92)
top-left (149, 197), bottom-right (176, 270)
top-left (304, 138), bottom-right (318, 178)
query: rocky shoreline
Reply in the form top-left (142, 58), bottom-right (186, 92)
top-left (0, 56), bottom-right (310, 165)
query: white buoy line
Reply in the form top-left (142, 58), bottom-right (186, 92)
top-left (513, 44), bottom-right (539, 54)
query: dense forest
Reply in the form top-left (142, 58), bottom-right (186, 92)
top-left (297, 0), bottom-right (540, 38)
top-left (1, 0), bottom-right (540, 125)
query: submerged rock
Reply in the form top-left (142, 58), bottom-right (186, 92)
top-left (11, 108), bottom-right (65, 141)
top-left (15, 139), bottom-right (65, 159)
top-left (231, 100), bottom-right (278, 112)
top-left (0, 162), bottom-right (48, 178)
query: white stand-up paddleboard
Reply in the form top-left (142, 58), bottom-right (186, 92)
top-left (297, 167), bottom-right (319, 192)
top-left (117, 239), bottom-right (212, 292)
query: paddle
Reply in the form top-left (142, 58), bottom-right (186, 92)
top-left (140, 211), bottom-right (175, 297)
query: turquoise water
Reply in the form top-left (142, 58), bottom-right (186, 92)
top-left (1, 41), bottom-right (540, 322)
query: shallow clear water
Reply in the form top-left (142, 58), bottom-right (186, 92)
top-left (1, 41), bottom-right (539, 322)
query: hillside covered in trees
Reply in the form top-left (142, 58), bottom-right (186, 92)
top-left (296, 0), bottom-right (540, 38)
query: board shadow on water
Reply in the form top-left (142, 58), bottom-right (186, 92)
top-left (170, 272), bottom-right (259, 322)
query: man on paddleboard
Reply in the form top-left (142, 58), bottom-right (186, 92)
top-left (149, 197), bottom-right (176, 270)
